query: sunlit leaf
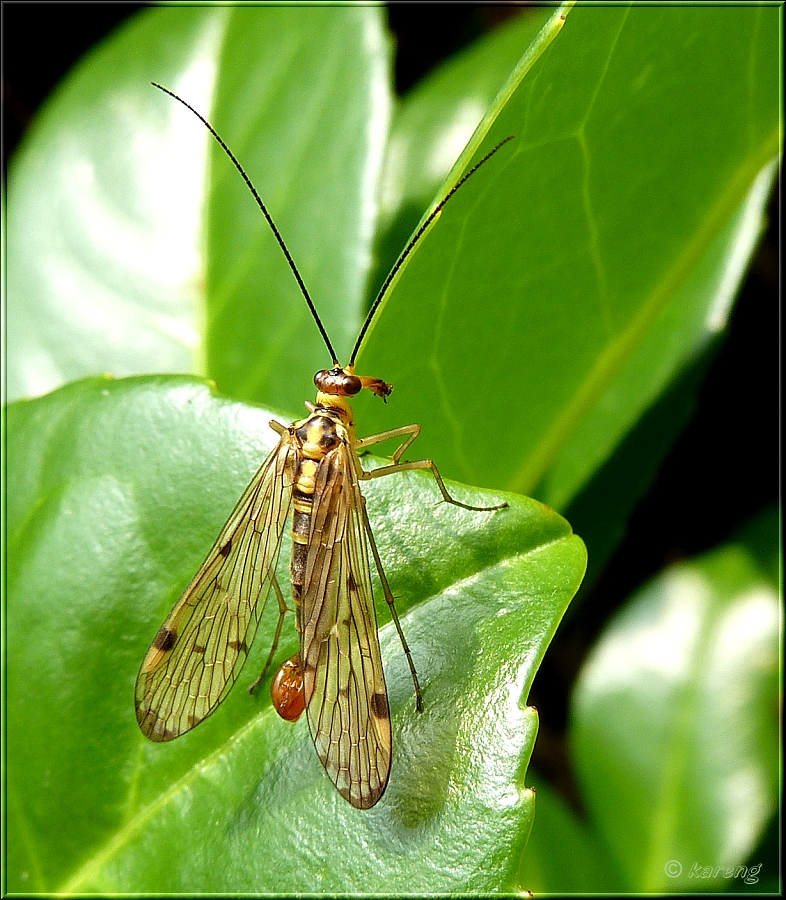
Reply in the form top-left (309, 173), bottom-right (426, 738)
top-left (5, 377), bottom-right (586, 893)
top-left (570, 509), bottom-right (780, 893)
top-left (6, 5), bottom-right (390, 416)
top-left (358, 4), bottom-right (780, 510)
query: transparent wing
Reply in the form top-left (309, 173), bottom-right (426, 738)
top-left (300, 444), bottom-right (391, 809)
top-left (135, 432), bottom-right (296, 741)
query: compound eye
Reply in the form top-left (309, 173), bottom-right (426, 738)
top-left (314, 368), bottom-right (362, 396)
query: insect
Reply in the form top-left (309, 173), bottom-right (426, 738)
top-left (135, 83), bottom-right (511, 809)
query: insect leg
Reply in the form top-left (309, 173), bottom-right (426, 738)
top-left (357, 424), bottom-right (507, 512)
top-left (358, 494), bottom-right (423, 712)
top-left (355, 423), bottom-right (421, 462)
top-left (248, 575), bottom-right (290, 693)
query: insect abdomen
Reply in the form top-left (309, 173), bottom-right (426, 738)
top-left (291, 496), bottom-right (312, 609)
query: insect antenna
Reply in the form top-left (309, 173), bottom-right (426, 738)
top-left (152, 82), bottom-right (340, 366)
top-left (349, 135), bottom-right (515, 366)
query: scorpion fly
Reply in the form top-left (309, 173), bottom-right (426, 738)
top-left (135, 83), bottom-right (511, 809)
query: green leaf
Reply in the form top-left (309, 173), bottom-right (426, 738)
top-left (370, 6), bottom-right (554, 295)
top-left (10, 5), bottom-right (777, 538)
top-left (562, 335), bottom-right (721, 587)
top-left (5, 377), bottom-right (586, 894)
top-left (737, 812), bottom-right (780, 894)
top-left (366, 4), bottom-right (779, 581)
top-left (6, 5), bottom-right (391, 416)
top-left (205, 9), bottom-right (392, 411)
top-left (356, 4), bottom-right (780, 507)
top-left (516, 772), bottom-right (624, 894)
top-left (570, 509), bottom-right (780, 893)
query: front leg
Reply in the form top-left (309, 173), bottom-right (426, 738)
top-left (354, 424), bottom-right (506, 513)
top-left (354, 423), bottom-right (421, 464)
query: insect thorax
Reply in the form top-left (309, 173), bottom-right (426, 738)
top-left (295, 403), bottom-right (350, 458)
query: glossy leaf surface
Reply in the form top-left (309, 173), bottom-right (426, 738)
top-left (5, 377), bottom-right (586, 894)
top-left (9, 5), bottom-right (777, 516)
top-left (357, 4), bottom-right (780, 508)
top-left (570, 509), bottom-right (780, 893)
top-left (7, 5), bottom-right (390, 416)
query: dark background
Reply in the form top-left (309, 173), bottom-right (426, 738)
top-left (3, 3), bottom-right (779, 807)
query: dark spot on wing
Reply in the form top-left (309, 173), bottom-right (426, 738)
top-left (370, 692), bottom-right (390, 720)
top-left (219, 540), bottom-right (232, 558)
top-left (153, 626), bottom-right (176, 652)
